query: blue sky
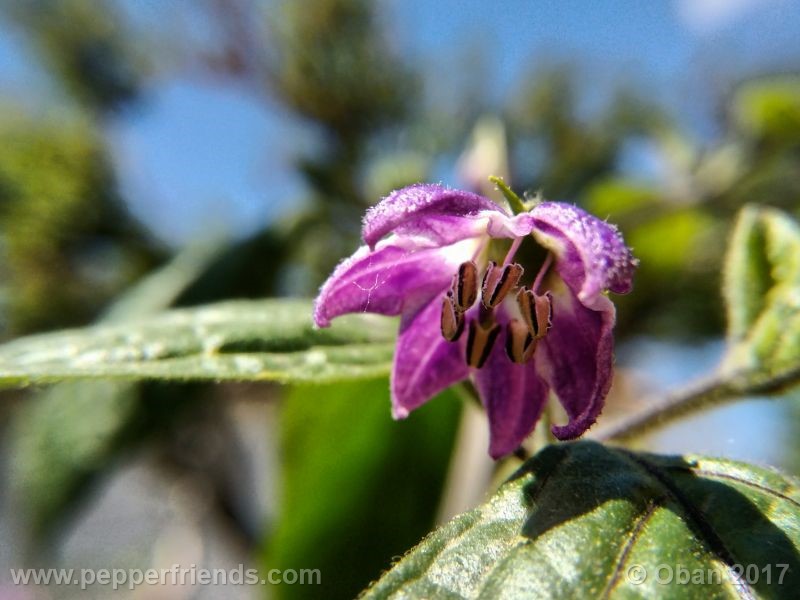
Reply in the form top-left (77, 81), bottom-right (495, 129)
top-left (1, 0), bottom-right (799, 246)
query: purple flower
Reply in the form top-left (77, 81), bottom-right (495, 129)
top-left (313, 184), bottom-right (637, 458)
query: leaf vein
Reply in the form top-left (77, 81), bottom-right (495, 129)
top-left (600, 498), bottom-right (661, 599)
top-left (617, 450), bottom-right (757, 600)
top-left (691, 468), bottom-right (800, 509)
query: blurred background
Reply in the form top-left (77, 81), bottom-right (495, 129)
top-left (1, 0), bottom-right (800, 598)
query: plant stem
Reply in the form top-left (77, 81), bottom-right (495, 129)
top-left (593, 362), bottom-right (800, 443)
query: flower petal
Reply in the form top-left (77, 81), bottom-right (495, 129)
top-left (391, 298), bottom-right (470, 418)
top-left (314, 236), bottom-right (479, 327)
top-left (486, 211), bottom-right (536, 239)
top-left (473, 310), bottom-right (549, 458)
top-left (363, 183), bottom-right (507, 248)
top-left (536, 279), bottom-right (615, 440)
top-left (530, 202), bottom-right (637, 309)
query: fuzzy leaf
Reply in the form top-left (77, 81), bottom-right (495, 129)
top-left (722, 205), bottom-right (800, 376)
top-left (0, 299), bottom-right (395, 387)
top-left (363, 442), bottom-right (800, 600)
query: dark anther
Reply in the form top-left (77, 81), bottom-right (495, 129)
top-left (535, 291), bottom-right (553, 337)
top-left (452, 261), bottom-right (479, 311)
top-left (466, 319), bottom-right (501, 368)
top-left (440, 292), bottom-right (465, 342)
top-left (516, 288), bottom-right (553, 338)
top-left (505, 319), bottom-right (537, 363)
top-left (516, 288), bottom-right (535, 334)
top-left (481, 262), bottom-right (524, 308)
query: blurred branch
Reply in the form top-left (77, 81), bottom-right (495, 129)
top-left (593, 362), bottom-right (800, 443)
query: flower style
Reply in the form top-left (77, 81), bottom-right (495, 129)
top-left (313, 184), bottom-right (637, 458)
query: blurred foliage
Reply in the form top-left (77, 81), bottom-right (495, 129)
top-left (733, 77), bottom-right (800, 145)
top-left (264, 0), bottom-right (422, 281)
top-left (264, 378), bottom-right (461, 600)
top-left (2, 0), bottom-right (144, 112)
top-left (174, 228), bottom-right (288, 303)
top-left (508, 68), bottom-right (672, 200)
top-left (584, 178), bottom-right (728, 336)
top-left (269, 0), bottom-right (416, 144)
top-left (0, 110), bottom-right (160, 334)
top-left (586, 77), bottom-right (800, 338)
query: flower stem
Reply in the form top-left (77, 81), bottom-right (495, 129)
top-left (592, 362), bottom-right (800, 443)
top-left (489, 175), bottom-right (526, 215)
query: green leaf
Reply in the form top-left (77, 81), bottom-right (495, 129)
top-left (263, 378), bottom-right (461, 599)
top-left (363, 442), bottom-right (800, 599)
top-left (0, 299), bottom-right (395, 387)
top-left (722, 205), bottom-right (800, 375)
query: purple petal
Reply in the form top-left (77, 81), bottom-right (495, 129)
top-left (314, 236), bottom-right (478, 327)
top-left (486, 211), bottom-right (537, 239)
top-left (363, 184), bottom-right (508, 248)
top-left (473, 310), bottom-right (549, 459)
top-left (530, 202), bottom-right (637, 309)
top-left (536, 279), bottom-right (615, 440)
top-left (391, 298), bottom-right (470, 418)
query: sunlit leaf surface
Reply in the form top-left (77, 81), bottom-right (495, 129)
top-left (0, 299), bottom-right (395, 386)
top-left (364, 442), bottom-right (800, 599)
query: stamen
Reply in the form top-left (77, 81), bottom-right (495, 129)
top-left (440, 292), bottom-right (465, 342)
top-left (481, 262), bottom-right (524, 308)
top-left (502, 236), bottom-right (523, 266)
top-left (505, 319), bottom-right (537, 363)
top-left (534, 291), bottom-right (553, 338)
top-left (453, 261), bottom-right (479, 311)
top-left (516, 288), bottom-right (553, 338)
top-left (465, 319), bottom-right (501, 368)
top-left (532, 252), bottom-right (554, 293)
top-left (517, 288), bottom-right (535, 334)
